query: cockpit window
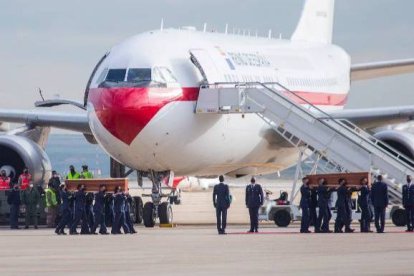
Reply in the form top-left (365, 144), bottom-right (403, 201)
top-left (98, 67), bottom-right (178, 88)
top-left (106, 69), bottom-right (126, 82)
top-left (127, 68), bottom-right (152, 83)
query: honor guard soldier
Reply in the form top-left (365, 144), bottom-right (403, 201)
top-left (371, 175), bottom-right (389, 233)
top-left (299, 177), bottom-right (311, 233)
top-left (70, 184), bottom-right (90, 235)
top-left (55, 184), bottom-right (72, 235)
top-left (335, 178), bottom-right (355, 233)
top-left (91, 184), bottom-right (109, 235)
top-left (316, 178), bottom-right (332, 233)
top-left (125, 190), bottom-right (137, 234)
top-left (111, 186), bottom-right (130, 234)
top-left (402, 175), bottom-right (414, 232)
top-left (358, 177), bottom-right (372, 232)
top-left (245, 177), bottom-right (264, 233)
top-left (213, 175), bottom-right (231, 235)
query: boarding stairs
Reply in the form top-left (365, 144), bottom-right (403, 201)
top-left (195, 82), bottom-right (414, 205)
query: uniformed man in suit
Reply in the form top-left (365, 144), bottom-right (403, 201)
top-left (91, 184), bottom-right (108, 235)
top-left (358, 177), bottom-right (372, 232)
top-left (315, 178), bottom-right (332, 233)
top-left (402, 175), bottom-right (414, 232)
top-left (309, 188), bottom-right (318, 227)
top-left (371, 175), bottom-right (389, 233)
top-left (245, 177), bottom-right (264, 233)
top-left (70, 184), bottom-right (90, 235)
top-left (335, 178), bottom-right (355, 233)
top-left (213, 175), bottom-right (231, 235)
top-left (299, 177), bottom-right (311, 233)
top-left (55, 184), bottom-right (72, 235)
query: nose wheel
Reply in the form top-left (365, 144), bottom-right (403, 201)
top-left (142, 170), bottom-right (175, 227)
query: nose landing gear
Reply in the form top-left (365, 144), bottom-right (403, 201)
top-left (142, 170), bottom-right (174, 227)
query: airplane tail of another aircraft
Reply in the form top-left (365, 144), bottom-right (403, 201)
top-left (291, 0), bottom-right (335, 44)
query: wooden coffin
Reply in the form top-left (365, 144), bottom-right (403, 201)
top-left (306, 172), bottom-right (371, 189)
top-left (65, 178), bottom-right (128, 192)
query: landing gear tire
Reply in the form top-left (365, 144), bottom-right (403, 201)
top-left (159, 202), bottom-right (173, 224)
top-left (274, 209), bottom-right (291, 227)
top-left (134, 197), bottom-right (144, 224)
top-left (392, 208), bottom-right (407, 227)
top-left (143, 202), bottom-right (156, 228)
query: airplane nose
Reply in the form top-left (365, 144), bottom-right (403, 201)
top-left (88, 87), bottom-right (185, 145)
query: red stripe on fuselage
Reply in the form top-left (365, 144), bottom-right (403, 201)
top-left (88, 87), bottom-right (347, 145)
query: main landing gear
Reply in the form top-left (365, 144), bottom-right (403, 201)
top-left (142, 170), bottom-right (174, 227)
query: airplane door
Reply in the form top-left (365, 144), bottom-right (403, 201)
top-left (190, 49), bottom-right (225, 84)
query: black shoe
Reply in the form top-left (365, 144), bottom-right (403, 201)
top-left (254, 230), bottom-right (258, 233)
top-left (219, 232), bottom-right (227, 235)
top-left (25, 226), bottom-right (29, 229)
top-left (334, 230), bottom-right (343, 233)
top-left (92, 232), bottom-right (98, 235)
top-left (55, 229), bottom-right (61, 235)
top-left (247, 230), bottom-right (254, 233)
top-left (60, 232), bottom-right (67, 235)
top-left (100, 232), bottom-right (109, 235)
top-left (345, 228), bottom-right (355, 233)
top-left (405, 229), bottom-right (413, 232)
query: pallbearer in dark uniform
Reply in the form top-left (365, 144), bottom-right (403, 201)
top-left (299, 177), bottom-right (311, 233)
top-left (402, 175), bottom-right (414, 232)
top-left (213, 175), bottom-right (231, 235)
top-left (245, 177), bottom-right (264, 233)
top-left (335, 178), bottom-right (354, 233)
top-left (70, 184), bottom-right (90, 235)
top-left (309, 188), bottom-right (318, 227)
top-left (371, 175), bottom-right (389, 233)
top-left (358, 177), bottom-right (372, 232)
top-left (91, 184), bottom-right (108, 235)
top-left (55, 184), bottom-right (72, 235)
top-left (316, 178), bottom-right (332, 233)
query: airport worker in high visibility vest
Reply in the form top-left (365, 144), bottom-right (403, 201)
top-left (0, 170), bottom-right (11, 190)
top-left (80, 165), bottom-right (93, 179)
top-left (18, 168), bottom-right (32, 190)
top-left (45, 184), bottom-right (58, 227)
top-left (66, 165), bottom-right (81, 180)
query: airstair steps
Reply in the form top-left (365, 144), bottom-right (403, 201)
top-left (195, 82), bottom-right (414, 205)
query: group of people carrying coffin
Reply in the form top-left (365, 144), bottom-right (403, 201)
top-left (54, 183), bottom-right (137, 235)
top-left (300, 174), bottom-right (391, 234)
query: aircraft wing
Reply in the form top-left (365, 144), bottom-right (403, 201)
top-left (0, 109), bottom-right (91, 134)
top-left (351, 58), bottom-right (414, 81)
top-left (327, 105), bottom-right (414, 129)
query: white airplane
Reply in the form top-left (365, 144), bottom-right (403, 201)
top-left (1, 0), bottom-right (414, 226)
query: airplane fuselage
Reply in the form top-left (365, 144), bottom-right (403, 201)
top-left (87, 28), bottom-right (351, 177)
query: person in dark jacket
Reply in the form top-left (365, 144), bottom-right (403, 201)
top-left (299, 177), bottom-right (311, 233)
top-left (358, 177), bottom-right (372, 232)
top-left (213, 175), bottom-right (231, 234)
top-left (8, 184), bottom-right (21, 229)
top-left (309, 188), bottom-right (318, 227)
top-left (55, 184), bottom-right (72, 235)
top-left (124, 190), bottom-right (137, 234)
top-left (371, 175), bottom-right (389, 233)
top-left (69, 184), bottom-right (90, 235)
top-left (402, 175), bottom-right (414, 232)
top-left (315, 178), bottom-right (332, 233)
top-left (245, 177), bottom-right (264, 233)
top-left (111, 186), bottom-right (130, 234)
top-left (85, 192), bottom-right (95, 230)
top-left (22, 182), bottom-right (41, 229)
top-left (335, 178), bottom-right (355, 233)
top-left (91, 184), bottom-right (108, 235)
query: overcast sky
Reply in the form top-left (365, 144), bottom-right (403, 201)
top-left (1, 0), bottom-right (414, 110)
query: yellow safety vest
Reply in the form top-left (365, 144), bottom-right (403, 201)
top-left (45, 188), bottom-right (58, 207)
top-left (67, 172), bottom-right (81, 180)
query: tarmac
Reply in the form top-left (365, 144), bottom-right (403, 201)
top-left (1, 187), bottom-right (414, 275)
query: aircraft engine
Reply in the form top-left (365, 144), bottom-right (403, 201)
top-left (374, 130), bottom-right (414, 160)
top-left (0, 135), bottom-right (52, 186)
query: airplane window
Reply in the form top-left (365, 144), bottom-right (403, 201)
top-left (106, 69), bottom-right (126, 82)
top-left (95, 68), bottom-right (108, 84)
top-left (127, 68), bottom-right (152, 83)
